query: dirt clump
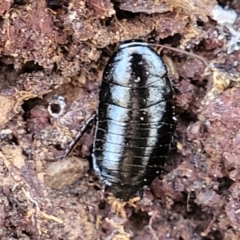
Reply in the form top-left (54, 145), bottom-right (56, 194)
top-left (1, 0), bottom-right (240, 239)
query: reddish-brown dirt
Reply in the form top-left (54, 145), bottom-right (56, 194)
top-left (0, 0), bottom-right (240, 239)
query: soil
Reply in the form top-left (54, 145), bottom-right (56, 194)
top-left (0, 0), bottom-right (240, 239)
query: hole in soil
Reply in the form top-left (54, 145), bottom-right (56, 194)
top-left (0, 16), bottom-right (3, 30)
top-left (129, 211), bottom-right (150, 230)
top-left (111, 0), bottom-right (139, 20)
top-left (98, 199), bottom-right (106, 209)
top-left (217, 0), bottom-right (230, 7)
top-left (22, 97), bottom-right (46, 121)
top-left (9, 135), bottom-right (19, 146)
top-left (1, 132), bottom-right (19, 146)
top-left (160, 34), bottom-right (182, 47)
top-left (202, 230), bottom-right (223, 240)
top-left (197, 20), bottom-right (205, 27)
top-left (0, 63), bottom-right (14, 73)
top-left (49, 103), bottom-right (61, 114)
top-left (0, 55), bottom-right (15, 66)
top-left (179, 111), bottom-right (198, 122)
top-left (21, 230), bottom-right (35, 238)
top-left (13, 0), bottom-right (26, 5)
top-left (54, 144), bottom-right (63, 150)
top-left (19, 61), bottom-right (44, 74)
top-left (190, 78), bottom-right (208, 87)
top-left (46, 0), bottom-right (64, 9)
top-left (194, 39), bottom-right (206, 51)
top-left (115, 9), bottom-right (138, 20)
top-left (216, 177), bottom-right (234, 194)
top-left (93, 183), bottom-right (102, 191)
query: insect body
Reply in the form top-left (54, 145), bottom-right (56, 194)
top-left (92, 41), bottom-right (174, 201)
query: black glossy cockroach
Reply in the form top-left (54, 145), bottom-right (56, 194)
top-left (63, 40), bottom-right (176, 201)
top-left (92, 41), bottom-right (175, 201)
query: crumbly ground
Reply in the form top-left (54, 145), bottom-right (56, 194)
top-left (0, 0), bottom-right (240, 239)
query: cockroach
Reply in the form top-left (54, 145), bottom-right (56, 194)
top-left (62, 40), bottom-right (207, 201)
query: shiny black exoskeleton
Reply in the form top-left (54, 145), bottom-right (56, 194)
top-left (92, 41), bottom-right (174, 201)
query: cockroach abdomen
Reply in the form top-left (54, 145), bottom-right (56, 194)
top-left (92, 41), bottom-right (174, 201)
